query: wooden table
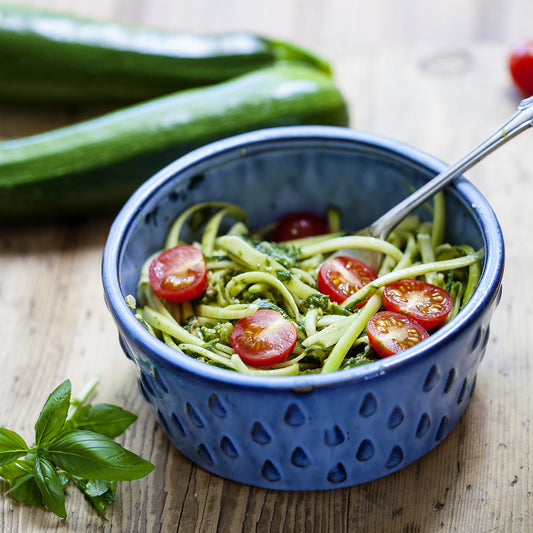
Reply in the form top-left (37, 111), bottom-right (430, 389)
top-left (1, 1), bottom-right (532, 531)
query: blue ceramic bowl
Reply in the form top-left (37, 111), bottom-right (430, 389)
top-left (102, 126), bottom-right (504, 490)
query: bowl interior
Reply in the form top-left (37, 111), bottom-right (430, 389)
top-left (118, 134), bottom-right (485, 291)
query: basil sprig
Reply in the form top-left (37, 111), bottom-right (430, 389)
top-left (0, 379), bottom-right (154, 519)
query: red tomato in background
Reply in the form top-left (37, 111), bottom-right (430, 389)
top-left (272, 211), bottom-right (328, 242)
top-left (383, 278), bottom-right (453, 330)
top-left (148, 245), bottom-right (208, 302)
top-left (367, 311), bottom-right (429, 358)
top-left (230, 309), bottom-right (297, 366)
top-left (317, 256), bottom-right (377, 307)
top-left (510, 41), bottom-right (533, 96)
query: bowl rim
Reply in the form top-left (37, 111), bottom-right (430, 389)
top-left (102, 125), bottom-right (504, 391)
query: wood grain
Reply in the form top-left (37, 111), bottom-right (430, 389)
top-left (1, 1), bottom-right (532, 531)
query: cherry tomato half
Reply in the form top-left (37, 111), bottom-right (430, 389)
top-left (383, 278), bottom-right (453, 330)
top-left (367, 311), bottom-right (429, 358)
top-left (510, 41), bottom-right (533, 96)
top-left (272, 211), bottom-right (328, 242)
top-left (148, 245), bottom-right (208, 302)
top-left (317, 256), bottom-right (377, 307)
top-left (230, 309), bottom-right (297, 366)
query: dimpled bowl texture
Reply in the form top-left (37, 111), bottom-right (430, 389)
top-left (102, 126), bottom-right (504, 490)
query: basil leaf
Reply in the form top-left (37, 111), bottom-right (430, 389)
top-left (77, 478), bottom-right (112, 498)
top-left (0, 458), bottom-right (33, 483)
top-left (70, 404), bottom-right (138, 438)
top-left (33, 455), bottom-right (67, 518)
top-left (0, 428), bottom-right (29, 467)
top-left (48, 429), bottom-right (154, 481)
top-left (89, 483), bottom-right (116, 519)
top-left (77, 479), bottom-right (117, 519)
top-left (34, 380), bottom-right (71, 446)
top-left (10, 474), bottom-right (43, 507)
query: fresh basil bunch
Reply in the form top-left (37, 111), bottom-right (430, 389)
top-left (0, 379), bottom-right (154, 518)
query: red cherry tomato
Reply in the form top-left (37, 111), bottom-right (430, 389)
top-left (367, 311), bottom-right (429, 358)
top-left (383, 278), bottom-right (453, 330)
top-left (510, 41), bottom-right (533, 96)
top-left (230, 309), bottom-right (297, 366)
top-left (317, 256), bottom-right (377, 307)
top-left (148, 245), bottom-right (208, 302)
top-left (272, 211), bottom-right (328, 242)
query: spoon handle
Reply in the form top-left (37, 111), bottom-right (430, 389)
top-left (368, 94), bottom-right (533, 240)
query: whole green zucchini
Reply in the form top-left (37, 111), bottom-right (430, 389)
top-left (0, 63), bottom-right (348, 222)
top-left (0, 4), bottom-right (331, 105)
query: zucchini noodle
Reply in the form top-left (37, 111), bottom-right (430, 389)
top-left (128, 200), bottom-right (483, 376)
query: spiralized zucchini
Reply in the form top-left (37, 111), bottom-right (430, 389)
top-left (128, 196), bottom-right (483, 376)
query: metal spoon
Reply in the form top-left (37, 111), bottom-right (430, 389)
top-left (359, 94), bottom-right (533, 268)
